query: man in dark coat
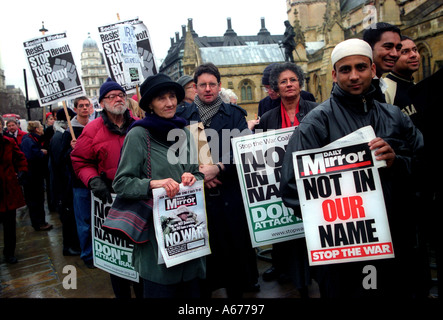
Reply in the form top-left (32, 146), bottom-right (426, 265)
top-left (280, 39), bottom-right (424, 298)
top-left (409, 67), bottom-right (443, 297)
top-left (175, 62), bottom-right (258, 298)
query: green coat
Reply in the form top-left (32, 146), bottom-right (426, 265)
top-left (112, 126), bottom-right (205, 285)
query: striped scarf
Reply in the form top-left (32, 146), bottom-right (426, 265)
top-left (195, 95), bottom-right (222, 127)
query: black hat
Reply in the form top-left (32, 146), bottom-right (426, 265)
top-left (139, 73), bottom-right (185, 111)
top-left (56, 107), bottom-right (76, 121)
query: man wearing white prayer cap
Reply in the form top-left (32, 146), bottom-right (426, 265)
top-left (280, 37), bottom-right (425, 298)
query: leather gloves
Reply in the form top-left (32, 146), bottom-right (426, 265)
top-left (89, 176), bottom-right (113, 204)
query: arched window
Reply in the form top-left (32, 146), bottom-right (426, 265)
top-left (241, 80), bottom-right (253, 101)
top-left (417, 42), bottom-right (432, 82)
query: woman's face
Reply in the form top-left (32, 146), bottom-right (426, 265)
top-left (35, 125), bottom-right (44, 136)
top-left (150, 90), bottom-right (178, 119)
top-left (46, 115), bottom-right (55, 126)
top-left (277, 70), bottom-right (301, 100)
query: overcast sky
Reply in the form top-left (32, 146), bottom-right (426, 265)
top-left (0, 0), bottom-right (289, 99)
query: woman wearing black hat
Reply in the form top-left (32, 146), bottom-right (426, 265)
top-left (112, 73), bottom-right (205, 298)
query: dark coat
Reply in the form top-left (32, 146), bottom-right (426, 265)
top-left (256, 97), bottom-right (318, 131)
top-left (20, 133), bottom-right (46, 182)
top-left (0, 135), bottom-right (27, 212)
top-left (257, 91), bottom-right (316, 118)
top-left (280, 84), bottom-right (424, 298)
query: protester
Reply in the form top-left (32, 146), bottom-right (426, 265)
top-left (4, 119), bottom-right (26, 145)
top-left (0, 117), bottom-right (28, 264)
top-left (176, 75), bottom-right (196, 107)
top-left (112, 73), bottom-right (206, 298)
top-left (409, 67), bottom-right (443, 297)
top-left (257, 64), bottom-right (316, 119)
top-left (255, 62), bottom-right (318, 296)
top-left (45, 112), bottom-right (55, 128)
top-left (257, 63), bottom-right (280, 118)
top-left (64, 97), bottom-right (95, 264)
top-left (280, 38), bottom-right (424, 298)
top-left (219, 88), bottom-right (238, 104)
top-left (363, 22), bottom-right (402, 102)
top-left (175, 62), bottom-right (259, 298)
top-left (43, 112), bottom-right (56, 213)
top-left (20, 121), bottom-right (53, 231)
top-left (127, 95), bottom-right (145, 119)
top-left (65, 98), bottom-right (96, 261)
top-left (70, 78), bottom-right (142, 298)
top-left (48, 107), bottom-right (80, 256)
top-left (383, 36), bottom-right (432, 296)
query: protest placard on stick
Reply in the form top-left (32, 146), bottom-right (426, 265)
top-left (23, 32), bottom-right (85, 107)
top-left (98, 18), bottom-right (157, 93)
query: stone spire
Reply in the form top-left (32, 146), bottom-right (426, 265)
top-left (182, 19), bottom-right (201, 75)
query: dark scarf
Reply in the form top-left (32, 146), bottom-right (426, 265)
top-left (195, 95), bottom-right (223, 127)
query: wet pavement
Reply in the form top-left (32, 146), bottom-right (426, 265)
top-left (1, 202), bottom-right (440, 316)
top-left (0, 205), bottom-right (318, 299)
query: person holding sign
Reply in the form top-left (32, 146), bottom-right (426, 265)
top-left (255, 62), bottom-right (318, 296)
top-left (112, 73), bottom-right (205, 298)
top-left (70, 78), bottom-right (141, 298)
top-left (280, 38), bottom-right (424, 298)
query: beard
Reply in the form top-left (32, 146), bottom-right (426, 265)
top-left (104, 101), bottom-right (126, 115)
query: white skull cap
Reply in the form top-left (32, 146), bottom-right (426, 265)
top-left (331, 38), bottom-right (373, 67)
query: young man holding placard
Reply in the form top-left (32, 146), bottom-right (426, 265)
top-left (281, 38), bottom-right (425, 298)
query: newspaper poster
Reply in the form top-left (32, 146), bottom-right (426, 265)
top-left (117, 24), bottom-right (143, 86)
top-left (98, 18), bottom-right (157, 92)
top-left (232, 127), bottom-right (304, 247)
top-left (292, 126), bottom-right (394, 266)
top-left (23, 32), bottom-right (85, 106)
top-left (91, 194), bottom-right (139, 282)
top-left (152, 180), bottom-right (210, 268)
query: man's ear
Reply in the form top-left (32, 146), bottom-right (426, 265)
top-left (332, 68), bottom-right (337, 83)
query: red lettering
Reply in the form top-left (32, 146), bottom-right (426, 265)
top-left (322, 196), bottom-right (366, 222)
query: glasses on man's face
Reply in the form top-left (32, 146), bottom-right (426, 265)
top-left (103, 93), bottom-right (127, 100)
top-left (197, 83), bottom-right (218, 90)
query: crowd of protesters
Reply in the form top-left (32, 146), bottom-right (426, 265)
top-left (1, 21), bottom-right (441, 299)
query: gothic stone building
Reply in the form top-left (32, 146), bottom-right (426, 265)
top-left (159, 18), bottom-right (286, 119)
top-left (286, 0), bottom-right (443, 103)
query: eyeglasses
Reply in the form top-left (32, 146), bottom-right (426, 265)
top-left (197, 83), bottom-right (218, 89)
top-left (279, 78), bottom-right (299, 86)
top-left (103, 93), bottom-right (127, 100)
